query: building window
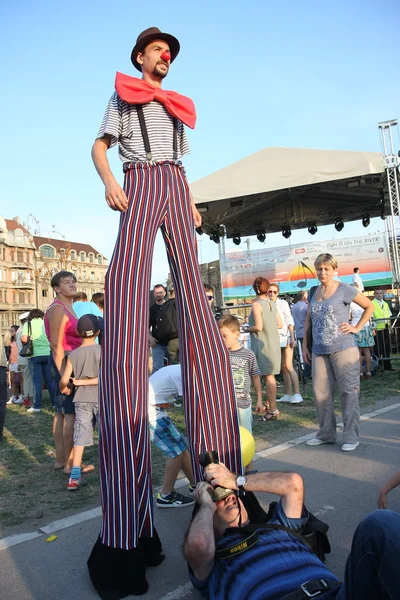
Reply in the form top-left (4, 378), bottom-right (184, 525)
top-left (89, 253), bottom-right (94, 263)
top-left (17, 251), bottom-right (24, 263)
top-left (97, 255), bottom-right (102, 264)
top-left (42, 289), bottom-right (48, 298)
top-left (80, 252), bottom-right (85, 262)
top-left (70, 250), bottom-right (76, 260)
top-left (10, 251), bottom-right (15, 262)
top-left (19, 292), bottom-right (25, 304)
top-left (41, 245), bottom-right (56, 258)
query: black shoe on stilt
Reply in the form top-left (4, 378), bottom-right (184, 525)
top-left (87, 530), bottom-right (165, 599)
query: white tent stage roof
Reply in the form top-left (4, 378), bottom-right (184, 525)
top-left (190, 147), bottom-right (386, 238)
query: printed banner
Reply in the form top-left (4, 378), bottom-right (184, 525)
top-left (222, 233), bottom-right (392, 300)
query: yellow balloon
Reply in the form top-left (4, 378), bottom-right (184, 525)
top-left (239, 426), bottom-right (256, 467)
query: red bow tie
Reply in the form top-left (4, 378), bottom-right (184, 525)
top-left (115, 72), bottom-right (196, 129)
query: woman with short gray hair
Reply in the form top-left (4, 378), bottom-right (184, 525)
top-left (303, 254), bottom-right (374, 451)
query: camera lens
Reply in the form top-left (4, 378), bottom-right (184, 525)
top-left (199, 450), bottom-right (219, 468)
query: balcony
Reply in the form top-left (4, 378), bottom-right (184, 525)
top-left (0, 302), bottom-right (10, 310)
top-left (11, 281), bottom-right (35, 289)
top-left (14, 261), bottom-right (33, 269)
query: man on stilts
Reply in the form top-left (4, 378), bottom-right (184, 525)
top-left (88, 27), bottom-right (243, 598)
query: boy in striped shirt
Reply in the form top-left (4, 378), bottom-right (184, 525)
top-left (218, 315), bottom-right (263, 434)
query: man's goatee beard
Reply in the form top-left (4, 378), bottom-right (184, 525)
top-left (153, 65), bottom-right (168, 79)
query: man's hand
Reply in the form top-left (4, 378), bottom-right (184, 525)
top-left (204, 463), bottom-right (237, 490)
top-left (377, 490), bottom-right (388, 509)
top-left (191, 202), bottom-right (202, 228)
top-left (149, 334), bottom-right (158, 348)
top-left (105, 180), bottom-right (129, 212)
top-left (194, 482), bottom-right (216, 513)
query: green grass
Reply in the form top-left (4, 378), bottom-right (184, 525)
top-left (0, 370), bottom-right (399, 535)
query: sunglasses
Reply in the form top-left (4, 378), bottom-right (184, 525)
top-left (268, 290), bottom-right (278, 295)
top-left (207, 295), bottom-right (214, 300)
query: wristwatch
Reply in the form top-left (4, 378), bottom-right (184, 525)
top-left (236, 475), bottom-right (247, 492)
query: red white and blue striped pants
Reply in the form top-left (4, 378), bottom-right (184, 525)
top-left (99, 162), bottom-right (243, 549)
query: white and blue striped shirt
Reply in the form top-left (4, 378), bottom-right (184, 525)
top-left (96, 92), bottom-right (190, 163)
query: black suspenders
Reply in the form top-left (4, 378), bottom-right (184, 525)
top-left (136, 104), bottom-right (178, 161)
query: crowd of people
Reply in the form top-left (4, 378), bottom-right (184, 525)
top-left (1, 22), bottom-right (399, 597)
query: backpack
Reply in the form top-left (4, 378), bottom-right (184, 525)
top-left (154, 299), bottom-right (178, 343)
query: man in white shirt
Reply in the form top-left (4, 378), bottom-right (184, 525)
top-left (352, 268), bottom-right (364, 292)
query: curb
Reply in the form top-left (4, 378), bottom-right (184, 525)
top-left (1, 401), bottom-right (399, 552)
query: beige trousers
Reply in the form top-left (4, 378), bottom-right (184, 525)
top-left (312, 346), bottom-right (360, 445)
top-left (18, 362), bottom-right (34, 399)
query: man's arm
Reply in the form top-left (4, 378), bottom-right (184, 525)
top-left (183, 482), bottom-right (216, 581)
top-left (91, 135), bottom-right (128, 212)
top-left (205, 463), bottom-right (304, 519)
top-left (378, 472), bottom-right (400, 509)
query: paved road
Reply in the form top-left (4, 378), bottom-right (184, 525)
top-left (1, 405), bottom-right (399, 600)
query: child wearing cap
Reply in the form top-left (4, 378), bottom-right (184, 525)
top-left (59, 314), bottom-right (101, 490)
top-left (218, 315), bottom-right (263, 434)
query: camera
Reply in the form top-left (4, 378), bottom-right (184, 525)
top-left (199, 450), bottom-right (235, 502)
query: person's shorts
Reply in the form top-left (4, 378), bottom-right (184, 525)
top-left (238, 406), bottom-right (253, 434)
top-left (73, 403), bottom-right (98, 446)
top-left (149, 412), bottom-right (188, 458)
top-left (49, 356), bottom-right (75, 415)
top-left (9, 364), bottom-right (20, 373)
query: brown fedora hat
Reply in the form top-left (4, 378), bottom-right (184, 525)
top-left (131, 27), bottom-right (180, 71)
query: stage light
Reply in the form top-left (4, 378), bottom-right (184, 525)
top-left (210, 232), bottom-right (220, 244)
top-left (362, 215), bottom-right (370, 228)
top-left (232, 236), bottom-right (241, 246)
top-left (334, 219), bottom-right (344, 232)
top-left (256, 230), bottom-right (266, 243)
top-left (282, 227), bottom-right (291, 239)
top-left (196, 227), bottom-right (203, 235)
top-left (308, 223), bottom-right (318, 235)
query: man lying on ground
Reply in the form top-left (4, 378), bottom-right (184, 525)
top-left (184, 462), bottom-right (400, 599)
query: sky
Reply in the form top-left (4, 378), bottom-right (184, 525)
top-left (1, 0), bottom-right (399, 286)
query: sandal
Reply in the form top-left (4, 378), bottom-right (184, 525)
top-left (261, 410), bottom-right (280, 422)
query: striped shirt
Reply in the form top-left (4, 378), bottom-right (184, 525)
top-left (96, 92), bottom-right (190, 163)
top-left (229, 347), bottom-right (260, 409)
top-left (190, 501), bottom-right (339, 599)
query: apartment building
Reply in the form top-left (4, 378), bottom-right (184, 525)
top-left (33, 236), bottom-right (108, 312)
top-left (0, 216), bottom-right (36, 333)
top-left (0, 215), bottom-right (108, 335)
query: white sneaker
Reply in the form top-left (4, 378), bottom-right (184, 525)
top-left (306, 438), bottom-right (329, 446)
top-left (6, 398), bottom-right (13, 405)
top-left (277, 394), bottom-right (292, 403)
top-left (12, 396), bottom-right (24, 405)
top-left (290, 394), bottom-right (304, 404)
top-left (26, 407), bottom-right (41, 413)
top-left (341, 442), bottom-right (359, 452)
